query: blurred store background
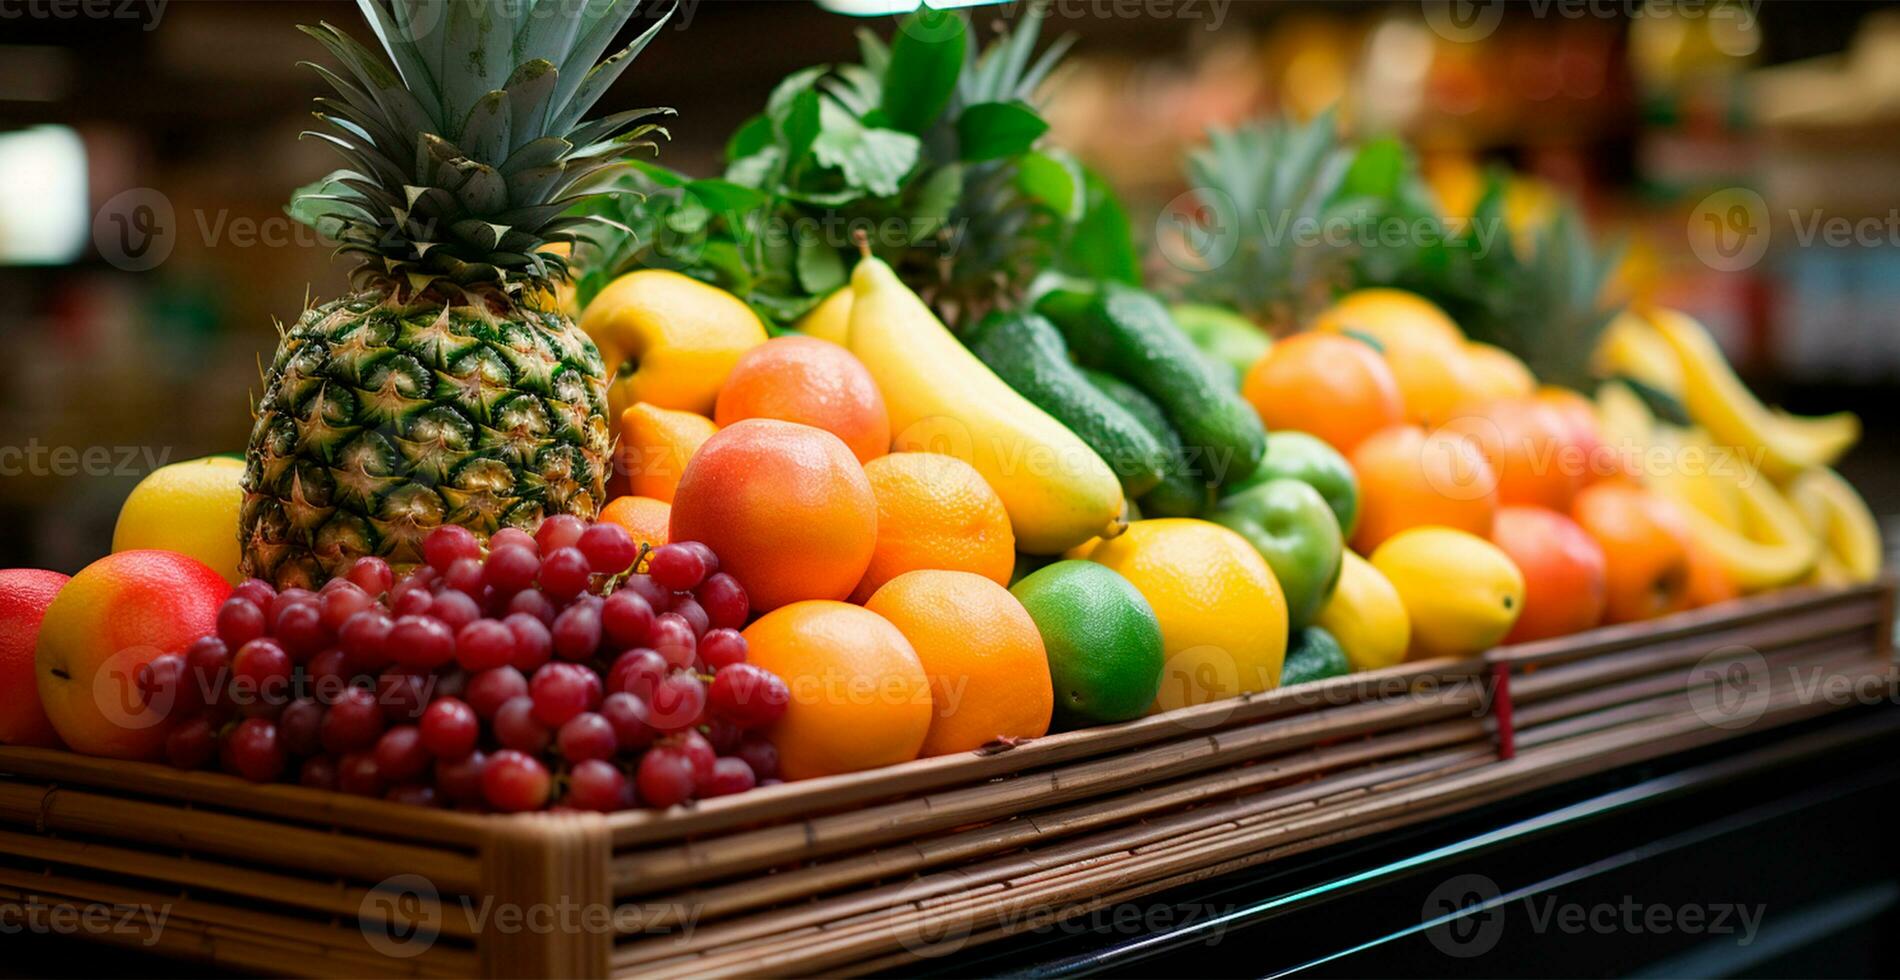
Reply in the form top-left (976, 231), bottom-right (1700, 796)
top-left (2, 0), bottom-right (1897, 574)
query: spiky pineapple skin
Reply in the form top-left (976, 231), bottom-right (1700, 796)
top-left (240, 290), bottom-right (612, 589)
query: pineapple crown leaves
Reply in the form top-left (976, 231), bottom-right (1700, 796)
top-left (1173, 109), bottom-right (1364, 326)
top-left (290, 0), bottom-right (676, 295)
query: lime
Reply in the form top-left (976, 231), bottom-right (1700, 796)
top-left (1010, 560), bottom-right (1164, 728)
top-left (1281, 627), bottom-right (1350, 687)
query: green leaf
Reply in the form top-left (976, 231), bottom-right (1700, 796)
top-left (811, 99), bottom-right (920, 198)
top-left (1018, 149), bottom-right (1084, 220)
top-left (1065, 167), bottom-right (1141, 286)
top-left (778, 88), bottom-right (823, 171)
top-left (908, 163), bottom-right (963, 243)
top-left (725, 115), bottom-right (773, 163)
top-left (957, 101), bottom-right (1049, 163)
top-left (881, 9), bottom-right (967, 135)
top-left (796, 235), bottom-right (847, 294)
top-left (1337, 136), bottom-right (1407, 203)
top-left (627, 160), bottom-right (689, 187)
top-left (685, 179), bottom-right (768, 220)
top-left (724, 147), bottom-right (782, 190)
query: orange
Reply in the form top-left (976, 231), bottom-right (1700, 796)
top-left (1465, 343), bottom-right (1537, 403)
top-left (864, 570), bottom-right (1052, 757)
top-left (1311, 288), bottom-right (1466, 352)
top-left (619, 402), bottom-right (718, 503)
top-left (1442, 396), bottom-right (1588, 512)
top-left (1570, 482), bottom-right (1694, 624)
top-left (1241, 333), bottom-right (1403, 456)
top-left (1537, 386), bottom-right (1624, 485)
top-left (1490, 506), bottom-right (1607, 644)
top-left (35, 551), bottom-right (230, 760)
top-left (1685, 539), bottom-right (1740, 609)
top-left (597, 496), bottom-right (670, 554)
top-left (1349, 425), bottom-right (1499, 553)
top-left (849, 453), bottom-right (1015, 604)
top-left (742, 601), bottom-right (932, 780)
top-left (715, 335), bottom-right (891, 464)
top-left (670, 419), bottom-right (878, 613)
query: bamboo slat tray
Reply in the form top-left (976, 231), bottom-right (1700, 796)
top-left (0, 581), bottom-right (1891, 978)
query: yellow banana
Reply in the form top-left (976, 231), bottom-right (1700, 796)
top-left (1786, 467), bottom-right (1883, 584)
top-left (847, 254), bottom-right (1124, 554)
top-left (1648, 428), bottom-right (1817, 592)
top-left (1594, 311), bottom-right (1683, 396)
top-left (1645, 308), bottom-right (1860, 480)
top-left (1595, 379), bottom-right (1655, 474)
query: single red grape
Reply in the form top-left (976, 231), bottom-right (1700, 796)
top-left (504, 612), bottom-right (553, 672)
top-left (345, 557), bottom-right (394, 596)
top-left (482, 749), bottom-right (551, 812)
top-left (434, 748), bottom-right (487, 804)
top-left (338, 609), bottom-right (395, 672)
top-left (374, 724), bottom-right (431, 783)
top-left (224, 718), bottom-right (286, 783)
top-left (183, 636), bottom-right (230, 703)
top-left (388, 615), bottom-right (456, 670)
top-left (442, 556), bottom-right (485, 595)
top-left (318, 581), bottom-right (374, 632)
top-left (455, 619), bottom-right (517, 673)
top-left (694, 573), bottom-right (748, 631)
top-left (565, 759), bottom-right (630, 812)
top-left (646, 544), bottom-right (707, 591)
top-left (535, 514), bottom-right (587, 553)
top-left (137, 653), bottom-right (192, 718)
top-left (578, 523), bottom-right (638, 575)
top-left (280, 697), bottom-right (325, 756)
top-left (600, 692), bottom-right (657, 750)
top-left (619, 573), bottom-right (672, 613)
top-left (319, 686), bottom-right (384, 754)
top-left (703, 717), bottom-right (743, 754)
top-left (601, 591), bottom-right (655, 648)
top-left (419, 697), bottom-right (479, 760)
top-left (485, 544), bottom-right (541, 594)
top-left (635, 745), bottom-right (697, 808)
top-left (493, 696), bottom-right (551, 754)
top-left (671, 596), bottom-right (709, 639)
top-left (607, 648), bottom-right (667, 701)
top-left (529, 662), bottom-right (600, 727)
top-left (709, 664), bottom-right (790, 729)
top-left (701, 757), bottom-right (756, 798)
top-left (217, 597), bottom-right (267, 648)
top-left (538, 546), bottom-right (592, 601)
top-left (507, 589), bottom-right (557, 625)
top-left (490, 527), bottom-right (538, 555)
top-left (337, 752), bottom-right (385, 796)
top-left (466, 666), bottom-right (528, 720)
top-left (698, 629), bottom-right (747, 671)
top-left (556, 712), bottom-right (617, 763)
top-left (232, 638), bottom-right (293, 703)
top-left (390, 583), bottom-right (435, 618)
top-left (428, 589), bottom-right (482, 633)
top-left (164, 714), bottom-right (217, 770)
top-left (734, 738), bottom-right (779, 781)
top-left (423, 524), bottom-right (481, 572)
top-left (651, 613), bottom-right (696, 670)
top-left (551, 602), bottom-right (603, 661)
top-left (649, 672), bottom-right (707, 734)
top-left (274, 601), bottom-right (330, 661)
top-left (269, 588), bottom-right (317, 623)
top-left (675, 730), bottom-right (718, 782)
top-left (376, 669), bottom-right (431, 723)
top-left (233, 578), bottom-right (277, 608)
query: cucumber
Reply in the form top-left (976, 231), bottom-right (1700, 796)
top-left (1042, 283), bottom-right (1267, 489)
top-left (1282, 626), bottom-right (1350, 687)
top-left (967, 312), bottom-right (1169, 498)
top-left (1082, 369), bottom-right (1212, 518)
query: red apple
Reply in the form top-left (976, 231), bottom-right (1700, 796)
top-left (1, 569), bottom-right (69, 747)
top-left (1491, 505), bottom-right (1609, 644)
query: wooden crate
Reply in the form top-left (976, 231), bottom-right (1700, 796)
top-left (0, 581), bottom-right (1891, 978)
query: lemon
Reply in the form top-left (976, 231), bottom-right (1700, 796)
top-left (1314, 551), bottom-right (1410, 672)
top-left (1087, 519), bottom-right (1287, 712)
top-left (1371, 527), bottom-right (1525, 659)
top-left (112, 456), bottom-right (246, 584)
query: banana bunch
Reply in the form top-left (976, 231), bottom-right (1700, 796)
top-left (1594, 311), bottom-right (1884, 592)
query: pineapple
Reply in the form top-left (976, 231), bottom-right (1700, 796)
top-left (242, 0), bottom-right (673, 588)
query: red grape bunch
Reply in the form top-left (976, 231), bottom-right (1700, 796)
top-left (146, 519), bottom-right (790, 813)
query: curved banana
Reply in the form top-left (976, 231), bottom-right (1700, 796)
top-left (1645, 308), bottom-right (1860, 480)
top-left (1595, 379), bottom-right (1655, 474)
top-left (1786, 467), bottom-right (1883, 584)
top-left (1595, 311), bottom-right (1683, 396)
top-left (1648, 429), bottom-right (1817, 592)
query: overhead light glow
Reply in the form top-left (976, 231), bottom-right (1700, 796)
top-left (0, 125), bottom-right (89, 266)
top-left (815, 0), bottom-right (1012, 15)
